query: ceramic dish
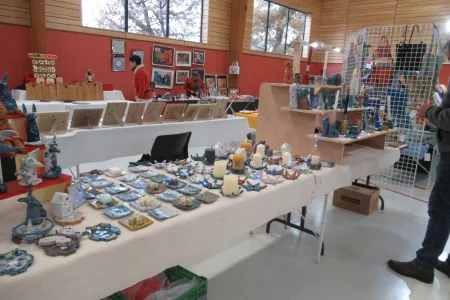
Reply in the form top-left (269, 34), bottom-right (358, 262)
top-left (80, 174), bottom-right (102, 183)
top-left (146, 183), bottom-right (167, 195)
top-left (128, 165), bottom-right (149, 173)
top-left (188, 174), bottom-right (205, 184)
top-left (84, 191), bottom-right (96, 200)
top-left (139, 170), bottom-right (160, 178)
top-left (104, 170), bottom-right (128, 178)
top-left (163, 179), bottom-right (187, 190)
top-left (148, 205), bottom-right (179, 220)
top-left (80, 183), bottom-right (89, 191)
top-left (220, 186), bottom-right (244, 198)
top-left (117, 174), bottom-right (138, 182)
top-left (149, 174), bottom-right (171, 183)
top-left (86, 223), bottom-right (121, 241)
top-left (151, 161), bottom-right (167, 169)
top-left (200, 178), bottom-right (223, 189)
top-left (103, 205), bottom-right (134, 219)
top-left (116, 191), bottom-right (144, 202)
top-left (172, 199), bottom-right (201, 211)
top-left (119, 215), bottom-right (154, 231)
top-left (40, 237), bottom-right (80, 257)
top-left (88, 179), bottom-right (114, 189)
top-left (156, 190), bottom-right (183, 202)
top-left (165, 164), bottom-right (180, 174)
top-left (242, 180), bottom-right (267, 192)
top-left (264, 165), bottom-right (284, 176)
top-left (127, 179), bottom-right (149, 189)
top-left (177, 185), bottom-right (202, 196)
top-left (0, 249), bottom-right (34, 276)
top-left (194, 191), bottom-right (220, 203)
top-left (104, 185), bottom-right (130, 195)
top-left (88, 198), bottom-right (118, 209)
top-left (129, 200), bottom-right (161, 212)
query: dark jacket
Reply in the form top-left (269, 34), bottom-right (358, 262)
top-left (427, 90), bottom-right (450, 161)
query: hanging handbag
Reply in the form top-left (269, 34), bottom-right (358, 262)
top-left (370, 35), bottom-right (394, 86)
top-left (373, 36), bottom-right (393, 60)
top-left (395, 25), bottom-right (427, 72)
top-left (420, 24), bottom-right (445, 86)
top-left (229, 61), bottom-right (240, 74)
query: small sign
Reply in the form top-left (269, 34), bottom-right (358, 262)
top-left (380, 105), bottom-right (385, 111)
top-left (424, 153), bottom-right (431, 161)
top-left (410, 110), bottom-right (417, 118)
top-left (399, 134), bottom-right (406, 142)
top-left (29, 53), bottom-right (58, 79)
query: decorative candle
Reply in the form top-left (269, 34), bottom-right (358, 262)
top-left (240, 142), bottom-right (251, 153)
top-left (333, 90), bottom-right (340, 111)
top-left (311, 155), bottom-right (320, 165)
top-left (252, 153), bottom-right (263, 168)
top-left (232, 154), bottom-right (245, 171)
top-left (186, 197), bottom-right (193, 206)
top-left (256, 144), bottom-right (265, 156)
top-left (204, 148), bottom-right (216, 165)
top-left (180, 197), bottom-right (187, 206)
top-left (213, 160), bottom-right (227, 178)
top-left (282, 152), bottom-right (292, 167)
top-left (387, 96), bottom-right (392, 119)
top-left (223, 174), bottom-right (239, 196)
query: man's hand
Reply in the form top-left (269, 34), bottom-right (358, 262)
top-left (418, 103), bottom-right (434, 119)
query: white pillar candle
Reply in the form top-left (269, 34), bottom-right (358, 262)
top-left (387, 96), bottom-right (392, 119)
top-left (333, 90), bottom-right (340, 111)
top-left (213, 160), bottom-right (227, 178)
top-left (256, 144), bottom-right (265, 156)
top-left (252, 153), bottom-right (263, 168)
top-left (311, 155), bottom-right (320, 165)
top-left (223, 174), bottom-right (239, 196)
top-left (282, 152), bottom-right (292, 167)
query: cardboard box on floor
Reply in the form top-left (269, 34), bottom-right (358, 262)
top-left (332, 183), bottom-right (380, 215)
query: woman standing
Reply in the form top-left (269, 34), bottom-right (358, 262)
top-left (183, 72), bottom-right (205, 97)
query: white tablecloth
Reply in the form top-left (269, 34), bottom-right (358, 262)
top-left (12, 89), bottom-right (125, 101)
top-left (42, 117), bottom-right (251, 168)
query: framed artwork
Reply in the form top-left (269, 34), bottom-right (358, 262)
top-left (152, 68), bottom-right (174, 89)
top-left (68, 182), bottom-right (86, 209)
top-left (152, 45), bottom-right (174, 67)
top-left (228, 87), bottom-right (240, 97)
top-left (191, 68), bottom-right (205, 82)
top-left (176, 70), bottom-right (190, 85)
top-left (175, 51), bottom-right (192, 67)
top-left (193, 49), bottom-right (205, 65)
top-left (217, 88), bottom-right (228, 96)
top-left (112, 39), bottom-right (125, 55)
top-left (216, 75), bottom-right (228, 88)
top-left (112, 56), bottom-right (125, 72)
top-left (132, 50), bottom-right (144, 62)
top-left (205, 74), bottom-right (217, 89)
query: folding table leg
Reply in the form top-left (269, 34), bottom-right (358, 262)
top-left (316, 194), bottom-right (329, 264)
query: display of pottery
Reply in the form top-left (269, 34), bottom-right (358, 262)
top-left (15, 149), bottom-right (43, 186)
top-left (0, 249), bottom-right (34, 276)
top-left (119, 215), bottom-right (153, 230)
top-left (173, 198), bottom-right (201, 210)
top-left (22, 104), bottom-right (42, 144)
top-left (51, 192), bottom-right (84, 225)
top-left (43, 136), bottom-right (62, 179)
top-left (86, 223), bottom-right (121, 241)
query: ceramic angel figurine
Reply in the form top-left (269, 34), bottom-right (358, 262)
top-left (15, 149), bottom-right (43, 186)
top-left (43, 136), bottom-right (61, 179)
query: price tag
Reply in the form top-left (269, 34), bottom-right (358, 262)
top-left (399, 134), bottom-right (406, 142)
top-left (410, 110), bottom-right (417, 118)
top-left (380, 105), bottom-right (385, 111)
top-left (424, 153), bottom-right (431, 161)
top-left (366, 61), bottom-right (372, 69)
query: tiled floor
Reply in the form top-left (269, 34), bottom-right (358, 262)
top-left (70, 154), bottom-right (450, 300)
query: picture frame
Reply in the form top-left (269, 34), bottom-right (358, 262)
top-left (216, 75), bottom-right (228, 89)
top-left (193, 49), bottom-right (205, 65)
top-left (143, 102), bottom-right (165, 123)
top-left (103, 102), bottom-right (127, 126)
top-left (112, 39), bottom-right (125, 55)
top-left (132, 50), bottom-right (144, 63)
top-left (217, 88), bottom-right (228, 96)
top-left (112, 56), bottom-right (125, 72)
top-left (162, 103), bottom-right (187, 122)
top-left (228, 87), bottom-right (240, 97)
top-left (68, 181), bottom-right (86, 209)
top-left (125, 102), bottom-right (146, 125)
top-left (152, 68), bottom-right (174, 89)
top-left (175, 70), bottom-right (190, 85)
top-left (36, 111), bottom-right (70, 135)
top-left (205, 74), bottom-right (217, 89)
top-left (175, 51), bottom-right (192, 67)
top-left (191, 68), bottom-right (205, 82)
top-left (152, 45), bottom-right (175, 67)
top-left (71, 109), bottom-right (103, 129)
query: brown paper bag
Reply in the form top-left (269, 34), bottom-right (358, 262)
top-left (40, 84), bottom-right (50, 101)
top-left (57, 83), bottom-right (66, 101)
top-left (88, 83), bottom-right (97, 100)
top-left (33, 83), bottom-right (43, 100)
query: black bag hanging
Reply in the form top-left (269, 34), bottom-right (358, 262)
top-left (395, 25), bottom-right (427, 72)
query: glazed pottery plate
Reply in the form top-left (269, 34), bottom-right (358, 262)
top-left (117, 174), bottom-right (138, 182)
top-left (80, 183), bottom-right (89, 191)
top-left (148, 205), bottom-right (179, 220)
top-left (146, 184), bottom-right (167, 194)
top-left (127, 179), bottom-right (149, 189)
top-left (86, 223), bottom-right (121, 241)
top-left (104, 185), bottom-right (130, 195)
top-left (128, 165), bottom-right (149, 173)
top-left (220, 186), bottom-right (244, 198)
top-left (104, 170), bottom-right (128, 178)
top-left (84, 191), bottom-right (96, 200)
top-left (172, 199), bottom-right (201, 211)
top-left (88, 198), bottom-right (118, 209)
top-left (129, 200), bottom-right (161, 212)
top-left (116, 190), bottom-right (144, 202)
top-left (80, 174), bottom-right (102, 183)
top-left (163, 179), bottom-right (187, 190)
top-left (40, 238), bottom-right (80, 257)
top-left (119, 216), bottom-right (154, 231)
top-left (194, 191), bottom-right (220, 203)
top-left (177, 185), bottom-right (202, 196)
top-left (156, 190), bottom-right (183, 202)
top-left (139, 170), bottom-right (160, 178)
top-left (103, 205), bottom-right (134, 219)
top-left (150, 174), bottom-right (172, 183)
top-left (89, 179), bottom-right (114, 188)
top-left (0, 249), bottom-right (34, 276)
top-left (188, 175), bottom-right (205, 184)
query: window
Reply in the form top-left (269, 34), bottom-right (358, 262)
top-left (82, 0), bottom-right (203, 42)
top-left (251, 0), bottom-right (306, 56)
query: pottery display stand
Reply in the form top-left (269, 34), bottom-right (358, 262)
top-left (142, 102), bottom-right (164, 124)
top-left (257, 83), bottom-right (384, 164)
top-left (71, 109), bottom-right (103, 129)
top-left (125, 102), bottom-right (146, 125)
top-left (183, 104), bottom-right (216, 121)
top-left (36, 112), bottom-right (70, 135)
top-left (162, 103), bottom-right (187, 122)
top-left (102, 103), bottom-right (127, 126)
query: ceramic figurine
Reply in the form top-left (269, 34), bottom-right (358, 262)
top-left (213, 143), bottom-right (227, 158)
top-left (43, 136), bottom-right (61, 179)
top-left (281, 169), bottom-right (301, 180)
top-left (18, 185), bottom-right (47, 223)
top-left (322, 117), bottom-right (330, 137)
top-left (0, 73), bottom-right (20, 114)
top-left (0, 104), bottom-right (26, 154)
top-left (0, 249), bottom-right (34, 276)
top-left (374, 110), bottom-right (382, 131)
top-left (15, 149), bottom-right (43, 186)
top-left (51, 192), bottom-right (84, 225)
top-left (284, 60), bottom-right (295, 84)
top-left (261, 173), bottom-right (284, 185)
top-left (22, 104), bottom-right (41, 144)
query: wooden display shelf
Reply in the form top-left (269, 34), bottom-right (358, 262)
top-left (280, 107), bottom-right (371, 114)
top-left (306, 129), bottom-right (396, 144)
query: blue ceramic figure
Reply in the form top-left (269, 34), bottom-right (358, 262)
top-left (22, 104), bottom-right (41, 143)
top-left (374, 110), bottom-right (383, 131)
top-left (0, 73), bottom-right (19, 114)
top-left (18, 186), bottom-right (47, 224)
top-left (321, 117), bottom-right (329, 137)
top-left (43, 136), bottom-right (61, 179)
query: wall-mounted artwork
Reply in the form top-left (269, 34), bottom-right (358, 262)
top-left (205, 74), bottom-right (217, 89)
top-left (152, 45), bottom-right (174, 67)
top-left (193, 50), bottom-right (205, 65)
top-left (152, 68), bottom-right (174, 89)
top-left (176, 51), bottom-right (192, 67)
top-left (176, 70), bottom-right (190, 85)
top-left (216, 75), bottom-right (228, 88)
top-left (132, 50), bottom-right (144, 62)
top-left (112, 56), bottom-right (125, 72)
top-left (112, 39), bottom-right (125, 55)
top-left (191, 68), bottom-right (205, 82)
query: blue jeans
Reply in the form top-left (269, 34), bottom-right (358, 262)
top-left (415, 159), bottom-right (450, 269)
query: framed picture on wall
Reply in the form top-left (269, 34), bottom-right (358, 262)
top-left (191, 68), bottom-right (205, 82)
top-left (176, 51), bottom-right (192, 67)
top-left (193, 50), bottom-right (205, 65)
top-left (112, 56), bottom-right (125, 72)
top-left (205, 74), bottom-right (217, 89)
top-left (216, 75), bottom-right (228, 88)
top-left (112, 39), bottom-right (125, 54)
top-left (152, 45), bottom-right (174, 67)
top-left (176, 70), bottom-right (190, 85)
top-left (132, 50), bottom-right (144, 62)
top-left (152, 68), bottom-right (174, 89)
top-left (217, 88), bottom-right (228, 96)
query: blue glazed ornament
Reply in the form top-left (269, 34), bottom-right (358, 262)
top-left (18, 185), bottom-right (47, 224)
top-left (0, 73), bottom-right (19, 113)
top-left (43, 136), bottom-right (62, 179)
top-left (22, 104), bottom-right (41, 143)
top-left (0, 249), bottom-right (34, 276)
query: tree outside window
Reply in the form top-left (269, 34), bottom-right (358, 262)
top-left (251, 0), bottom-right (306, 56)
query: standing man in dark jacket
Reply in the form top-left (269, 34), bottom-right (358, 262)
top-left (388, 41), bottom-right (450, 283)
top-left (129, 55), bottom-right (152, 102)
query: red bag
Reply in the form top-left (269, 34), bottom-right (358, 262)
top-left (370, 65), bottom-right (393, 86)
top-left (373, 36), bottom-right (392, 60)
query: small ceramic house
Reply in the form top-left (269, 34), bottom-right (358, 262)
top-left (51, 192), bottom-right (74, 219)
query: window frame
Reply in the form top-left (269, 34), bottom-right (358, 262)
top-left (255, 0), bottom-right (306, 56)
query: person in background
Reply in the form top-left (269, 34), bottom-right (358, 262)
top-left (129, 55), bottom-right (152, 102)
top-left (184, 72), bottom-right (204, 97)
top-left (387, 40), bottom-right (450, 284)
